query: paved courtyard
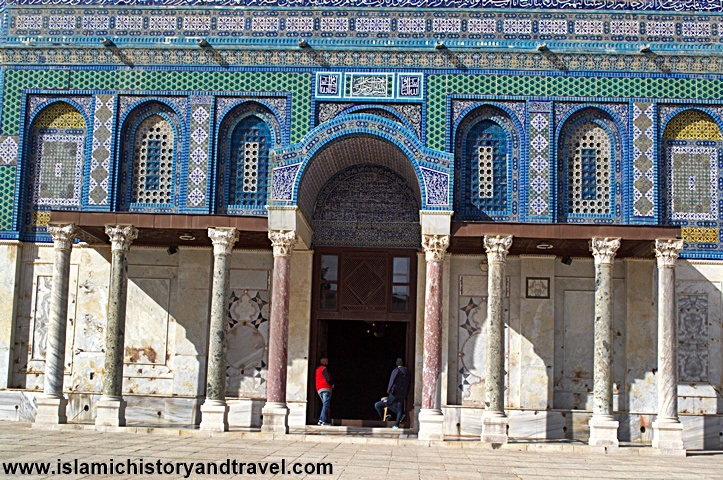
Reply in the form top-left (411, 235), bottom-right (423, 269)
top-left (0, 422), bottom-right (721, 479)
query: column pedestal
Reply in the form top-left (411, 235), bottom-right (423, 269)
top-left (652, 420), bottom-right (685, 456)
top-left (34, 394), bottom-right (68, 425)
top-left (261, 402), bottom-right (289, 434)
top-left (482, 412), bottom-right (509, 444)
top-left (589, 416), bottom-right (620, 447)
top-left (417, 409), bottom-right (444, 441)
top-left (95, 396), bottom-right (127, 427)
top-left (199, 400), bottom-right (230, 432)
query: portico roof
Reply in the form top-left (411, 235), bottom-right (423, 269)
top-left (50, 211), bottom-right (680, 258)
top-left (450, 222), bottom-right (681, 258)
top-left (49, 211), bottom-right (271, 249)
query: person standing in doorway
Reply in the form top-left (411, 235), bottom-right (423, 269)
top-left (374, 357), bottom-right (410, 429)
top-left (315, 357), bottom-right (334, 426)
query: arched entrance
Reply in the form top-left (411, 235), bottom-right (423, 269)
top-left (301, 135), bottom-right (422, 427)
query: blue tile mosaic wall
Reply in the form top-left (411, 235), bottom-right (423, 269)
top-left (4, 3), bottom-right (723, 261)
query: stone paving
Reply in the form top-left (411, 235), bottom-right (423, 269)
top-left (0, 422), bottom-right (721, 479)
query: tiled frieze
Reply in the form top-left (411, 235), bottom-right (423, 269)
top-left (87, 94), bottom-right (116, 208)
top-left (186, 95), bottom-right (212, 210)
top-left (527, 101), bottom-right (552, 221)
top-left (631, 102), bottom-right (656, 219)
top-left (7, 7), bottom-right (723, 50)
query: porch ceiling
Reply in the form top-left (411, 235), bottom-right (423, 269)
top-left (450, 222), bottom-right (682, 259)
top-left (49, 211), bottom-right (271, 249)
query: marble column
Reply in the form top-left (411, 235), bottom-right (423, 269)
top-left (261, 229), bottom-right (297, 433)
top-left (482, 234), bottom-right (513, 443)
top-left (35, 224), bottom-right (76, 425)
top-left (95, 225), bottom-right (138, 427)
top-left (652, 238), bottom-right (686, 455)
top-left (418, 234), bottom-right (450, 441)
top-left (588, 237), bottom-right (621, 447)
top-left (200, 227), bottom-right (239, 431)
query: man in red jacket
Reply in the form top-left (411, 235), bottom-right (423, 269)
top-left (315, 357), bottom-right (334, 426)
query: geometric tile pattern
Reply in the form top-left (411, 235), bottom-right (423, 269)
top-left (88, 94), bottom-right (116, 206)
top-left (455, 104), bottom-right (521, 222)
top-left (187, 95), bottom-right (212, 209)
top-left (0, 136), bottom-right (19, 166)
top-left (632, 102), bottom-right (655, 217)
top-left (663, 110), bottom-right (722, 140)
top-left (528, 102), bottom-right (551, 219)
top-left (0, 166), bottom-right (16, 231)
top-left (681, 227), bottom-right (719, 244)
top-left (669, 144), bottom-right (718, 221)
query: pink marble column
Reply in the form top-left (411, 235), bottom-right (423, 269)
top-left (652, 238), bottom-right (686, 455)
top-left (418, 234), bottom-right (449, 441)
top-left (261, 229), bottom-right (297, 433)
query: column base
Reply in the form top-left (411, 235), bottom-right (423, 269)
top-left (418, 409), bottom-right (444, 441)
top-left (34, 394), bottom-right (68, 425)
top-left (199, 400), bottom-right (229, 432)
top-left (588, 415), bottom-right (619, 447)
top-left (481, 411), bottom-right (509, 444)
top-left (652, 420), bottom-right (686, 456)
top-left (261, 402), bottom-right (289, 434)
top-left (95, 396), bottom-right (127, 427)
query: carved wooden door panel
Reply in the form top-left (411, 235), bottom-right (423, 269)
top-left (340, 255), bottom-right (389, 312)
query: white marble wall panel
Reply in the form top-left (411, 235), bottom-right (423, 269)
top-left (624, 259), bottom-right (657, 414)
top-left (12, 245), bottom-right (78, 391)
top-left (518, 255), bottom-right (555, 410)
top-left (553, 273), bottom-right (626, 411)
top-left (0, 243), bottom-right (22, 389)
top-left (676, 277), bottom-right (721, 414)
top-left (287, 250), bottom-right (312, 428)
top-left (507, 258), bottom-right (522, 409)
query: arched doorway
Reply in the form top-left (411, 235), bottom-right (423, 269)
top-left (301, 135), bottom-right (421, 427)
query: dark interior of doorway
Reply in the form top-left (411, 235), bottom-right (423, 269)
top-left (320, 320), bottom-right (407, 423)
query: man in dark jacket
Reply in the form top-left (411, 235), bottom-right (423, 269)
top-left (374, 358), bottom-right (410, 429)
top-left (315, 357), bottom-right (334, 426)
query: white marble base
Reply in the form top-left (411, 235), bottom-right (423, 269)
top-left (260, 402), bottom-right (288, 434)
top-left (199, 400), bottom-right (229, 432)
top-left (653, 420), bottom-right (686, 456)
top-left (588, 416), bottom-right (619, 447)
top-left (95, 397), bottom-right (126, 427)
top-left (418, 409), bottom-right (444, 441)
top-left (34, 395), bottom-right (67, 425)
top-left (482, 412), bottom-right (509, 443)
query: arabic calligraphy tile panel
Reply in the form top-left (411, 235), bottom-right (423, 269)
top-left (312, 164), bottom-right (420, 248)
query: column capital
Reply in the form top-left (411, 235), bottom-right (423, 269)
top-left (268, 229), bottom-right (297, 257)
top-left (47, 224), bottom-right (76, 251)
top-left (422, 234), bottom-right (450, 261)
top-left (590, 237), bottom-right (621, 266)
top-left (208, 227), bottom-right (239, 255)
top-left (484, 235), bottom-right (513, 264)
top-left (104, 225), bottom-right (138, 253)
top-left (654, 238), bottom-right (684, 269)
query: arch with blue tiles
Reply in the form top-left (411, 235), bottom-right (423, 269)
top-left (115, 100), bottom-right (183, 213)
top-left (16, 100), bottom-right (90, 237)
top-left (453, 104), bottom-right (522, 222)
top-left (215, 101), bottom-right (280, 216)
top-left (271, 114), bottom-right (452, 213)
top-left (555, 107), bottom-right (624, 224)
